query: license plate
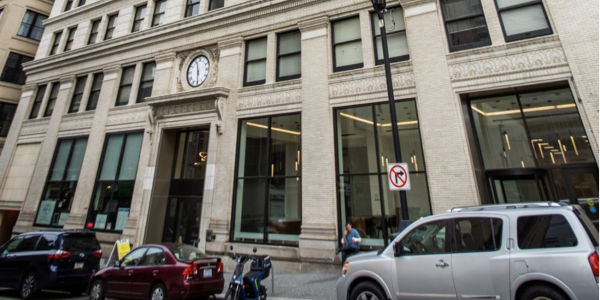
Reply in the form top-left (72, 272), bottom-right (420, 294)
top-left (203, 269), bottom-right (212, 278)
top-left (74, 262), bottom-right (84, 269)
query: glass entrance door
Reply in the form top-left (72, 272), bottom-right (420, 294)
top-left (563, 164), bottom-right (599, 228)
top-left (488, 170), bottom-right (554, 203)
top-left (163, 197), bottom-right (202, 245)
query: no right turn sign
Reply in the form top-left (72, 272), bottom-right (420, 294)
top-left (388, 163), bottom-right (411, 191)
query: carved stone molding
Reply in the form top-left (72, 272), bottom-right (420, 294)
top-left (214, 97), bottom-right (225, 134)
top-left (107, 110), bottom-right (147, 126)
top-left (155, 101), bottom-right (216, 118)
top-left (448, 47), bottom-right (568, 82)
top-left (329, 72), bottom-right (415, 98)
top-left (237, 87), bottom-right (302, 110)
top-left (59, 114), bottom-right (94, 132)
top-left (176, 47), bottom-right (220, 93)
top-left (20, 120), bottom-right (50, 136)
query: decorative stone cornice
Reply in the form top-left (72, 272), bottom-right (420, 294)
top-left (154, 52), bottom-right (177, 63)
top-left (397, 0), bottom-right (437, 9)
top-left (22, 84), bottom-right (37, 93)
top-left (59, 75), bottom-right (77, 84)
top-left (146, 87), bottom-right (230, 107)
top-left (218, 37), bottom-right (244, 50)
top-left (446, 35), bottom-right (561, 60)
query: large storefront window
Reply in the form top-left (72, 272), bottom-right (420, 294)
top-left (470, 87), bottom-right (598, 225)
top-left (86, 132), bottom-right (143, 232)
top-left (232, 114), bottom-right (302, 246)
top-left (35, 137), bottom-right (88, 227)
top-left (335, 100), bottom-right (431, 247)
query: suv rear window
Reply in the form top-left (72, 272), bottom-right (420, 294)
top-left (518, 214), bottom-right (577, 249)
top-left (61, 234), bottom-right (100, 251)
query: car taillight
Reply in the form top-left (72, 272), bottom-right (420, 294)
top-left (48, 250), bottom-right (71, 260)
top-left (217, 261), bottom-right (224, 273)
top-left (589, 252), bottom-right (599, 279)
top-left (182, 264), bottom-right (198, 280)
top-left (92, 249), bottom-right (102, 258)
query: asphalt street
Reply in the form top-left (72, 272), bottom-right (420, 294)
top-left (0, 272), bottom-right (340, 300)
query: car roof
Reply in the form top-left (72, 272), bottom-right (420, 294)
top-left (443, 202), bottom-right (576, 217)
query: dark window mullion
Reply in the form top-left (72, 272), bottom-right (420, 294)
top-left (445, 12), bottom-right (485, 23)
top-left (179, 132), bottom-right (189, 179)
top-left (334, 38), bottom-right (362, 48)
top-left (264, 116), bottom-right (273, 244)
top-left (114, 134), bottom-right (129, 182)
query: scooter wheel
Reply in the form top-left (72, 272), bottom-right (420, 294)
top-left (260, 285), bottom-right (267, 300)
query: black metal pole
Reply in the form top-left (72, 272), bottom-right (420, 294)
top-left (373, 4), bottom-right (410, 223)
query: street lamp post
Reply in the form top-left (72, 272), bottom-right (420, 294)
top-left (370, 0), bottom-right (411, 227)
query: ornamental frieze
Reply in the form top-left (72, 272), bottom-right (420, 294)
top-left (237, 88), bottom-right (302, 110)
top-left (329, 72), bottom-right (415, 99)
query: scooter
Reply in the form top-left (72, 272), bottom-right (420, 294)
top-left (224, 246), bottom-right (272, 300)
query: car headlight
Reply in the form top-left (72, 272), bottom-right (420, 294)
top-left (342, 262), bottom-right (349, 276)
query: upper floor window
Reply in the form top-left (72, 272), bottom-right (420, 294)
top-left (137, 62), bottom-right (156, 103)
top-left (244, 37), bottom-right (267, 87)
top-left (86, 73), bottom-right (104, 111)
top-left (64, 28), bottom-right (76, 52)
top-left (441, 0), bottom-right (491, 51)
top-left (105, 14), bottom-right (118, 40)
top-left (495, 0), bottom-right (552, 42)
top-left (185, 0), bottom-right (200, 17)
top-left (152, 0), bottom-right (167, 27)
top-left (78, 0), bottom-right (86, 6)
top-left (0, 102), bottom-right (17, 137)
top-left (0, 8), bottom-right (4, 20)
top-left (0, 52), bottom-right (33, 85)
top-left (30, 85), bottom-right (47, 119)
top-left (50, 32), bottom-right (62, 55)
top-left (208, 0), bottom-right (224, 11)
top-left (276, 30), bottom-right (301, 82)
top-left (332, 16), bottom-right (363, 72)
top-left (69, 76), bottom-right (87, 113)
top-left (17, 10), bottom-right (48, 41)
top-left (64, 0), bottom-right (73, 11)
top-left (116, 66), bottom-right (135, 106)
top-left (44, 82), bottom-right (60, 117)
top-left (132, 5), bottom-right (147, 32)
top-left (88, 20), bottom-right (101, 45)
top-left (371, 7), bottom-right (409, 63)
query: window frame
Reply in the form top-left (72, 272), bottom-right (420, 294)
top-left (439, 0), bottom-right (492, 52)
top-left (0, 102), bottom-right (17, 137)
top-left (104, 14), bottom-right (118, 40)
top-left (230, 112), bottom-right (303, 246)
top-left (78, 0), bottom-right (86, 7)
top-left (152, 0), bottom-right (167, 27)
top-left (64, 27), bottom-right (76, 52)
top-left (0, 52), bottom-right (34, 85)
top-left (44, 82), bottom-right (60, 117)
top-left (493, 0), bottom-right (553, 42)
top-left (64, 0), bottom-right (73, 12)
top-left (243, 37), bottom-right (267, 87)
top-left (331, 16), bottom-right (364, 73)
top-left (17, 10), bottom-right (48, 41)
top-left (86, 73), bottom-right (104, 111)
top-left (68, 76), bottom-right (88, 113)
top-left (50, 31), bottom-right (63, 55)
top-left (85, 131), bottom-right (144, 233)
top-left (34, 137), bottom-right (89, 228)
top-left (88, 19), bottom-right (101, 45)
top-left (136, 61), bottom-right (156, 103)
top-left (185, 0), bottom-right (200, 17)
top-left (30, 85), bottom-right (47, 119)
top-left (115, 66), bottom-right (136, 106)
top-left (132, 5), bottom-right (147, 33)
top-left (208, 0), bottom-right (224, 11)
top-left (369, 6), bottom-right (410, 64)
top-left (276, 30), bottom-right (302, 82)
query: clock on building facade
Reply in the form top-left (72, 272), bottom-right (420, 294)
top-left (187, 55), bottom-right (210, 87)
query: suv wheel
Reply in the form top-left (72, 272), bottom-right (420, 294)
top-left (20, 272), bottom-right (37, 300)
top-left (349, 282), bottom-right (386, 300)
top-left (89, 279), bottom-right (106, 300)
top-left (521, 285), bottom-right (568, 300)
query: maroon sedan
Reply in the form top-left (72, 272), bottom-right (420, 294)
top-left (88, 243), bottom-right (224, 300)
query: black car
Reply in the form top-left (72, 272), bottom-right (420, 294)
top-left (0, 230), bottom-right (102, 299)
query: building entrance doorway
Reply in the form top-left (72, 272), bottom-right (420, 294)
top-left (160, 130), bottom-right (210, 245)
top-left (488, 169), bottom-right (555, 203)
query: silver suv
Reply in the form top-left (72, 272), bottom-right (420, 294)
top-left (336, 203), bottom-right (599, 300)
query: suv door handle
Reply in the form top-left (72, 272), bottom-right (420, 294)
top-left (435, 260), bottom-right (449, 268)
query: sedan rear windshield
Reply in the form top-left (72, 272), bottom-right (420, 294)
top-left (168, 245), bottom-right (205, 262)
top-left (61, 235), bottom-right (101, 251)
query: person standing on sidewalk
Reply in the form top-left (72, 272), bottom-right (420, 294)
top-left (337, 223), bottom-right (362, 264)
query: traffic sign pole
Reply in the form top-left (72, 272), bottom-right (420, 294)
top-left (372, 1), bottom-right (410, 223)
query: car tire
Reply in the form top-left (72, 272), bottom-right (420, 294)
top-left (89, 279), bottom-right (106, 300)
top-left (19, 272), bottom-right (37, 300)
top-left (521, 285), bottom-right (568, 300)
top-left (349, 281), bottom-right (386, 300)
top-left (150, 283), bottom-right (168, 300)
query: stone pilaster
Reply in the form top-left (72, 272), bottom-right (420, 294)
top-left (298, 16), bottom-right (337, 262)
top-left (399, 0), bottom-right (479, 213)
top-left (205, 37), bottom-right (243, 253)
top-left (64, 65), bottom-right (121, 230)
top-left (153, 52), bottom-right (177, 97)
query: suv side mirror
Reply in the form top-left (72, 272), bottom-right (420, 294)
top-left (393, 241), bottom-right (411, 257)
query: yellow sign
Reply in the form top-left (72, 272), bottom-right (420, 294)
top-left (588, 199), bottom-right (595, 207)
top-left (117, 240), bottom-right (131, 260)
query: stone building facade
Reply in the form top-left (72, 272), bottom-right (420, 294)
top-left (0, 0), bottom-right (597, 265)
top-left (0, 0), bottom-right (53, 244)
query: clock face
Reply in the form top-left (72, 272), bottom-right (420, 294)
top-left (187, 55), bottom-right (210, 87)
